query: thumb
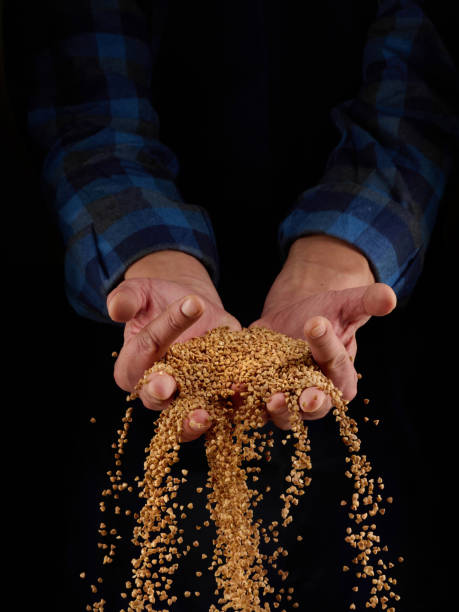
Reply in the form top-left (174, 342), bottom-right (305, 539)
top-left (346, 283), bottom-right (397, 321)
top-left (362, 282), bottom-right (397, 317)
top-left (340, 283), bottom-right (397, 325)
top-left (107, 281), bottom-right (144, 322)
top-left (335, 283), bottom-right (396, 346)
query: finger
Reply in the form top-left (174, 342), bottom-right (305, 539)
top-left (138, 371), bottom-right (177, 411)
top-left (342, 283), bottom-right (397, 323)
top-left (304, 316), bottom-right (357, 401)
top-left (363, 283), bottom-right (397, 317)
top-left (298, 387), bottom-right (332, 421)
top-left (114, 294), bottom-right (204, 391)
top-left (258, 411), bottom-right (269, 428)
top-left (266, 389), bottom-right (331, 429)
top-left (345, 335), bottom-right (358, 362)
top-left (340, 284), bottom-right (397, 344)
top-left (107, 281), bottom-right (144, 322)
top-left (266, 392), bottom-right (291, 430)
top-left (180, 409), bottom-right (212, 443)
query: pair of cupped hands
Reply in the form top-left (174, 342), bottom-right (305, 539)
top-left (107, 236), bottom-right (397, 443)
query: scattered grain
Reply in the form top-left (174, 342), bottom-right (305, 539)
top-left (87, 326), bottom-right (399, 611)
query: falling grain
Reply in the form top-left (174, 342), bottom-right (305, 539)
top-left (87, 326), bottom-right (399, 611)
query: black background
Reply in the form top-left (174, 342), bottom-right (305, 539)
top-left (2, 1), bottom-right (458, 611)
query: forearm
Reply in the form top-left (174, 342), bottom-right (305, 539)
top-left (277, 1), bottom-right (459, 302)
top-left (125, 250), bottom-right (222, 306)
top-left (25, 1), bottom-right (220, 322)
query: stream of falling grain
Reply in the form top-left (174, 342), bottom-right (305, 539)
top-left (85, 326), bottom-right (401, 611)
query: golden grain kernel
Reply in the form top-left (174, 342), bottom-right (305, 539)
top-left (88, 326), bottom-right (399, 611)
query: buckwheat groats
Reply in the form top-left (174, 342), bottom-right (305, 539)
top-left (86, 326), bottom-right (401, 611)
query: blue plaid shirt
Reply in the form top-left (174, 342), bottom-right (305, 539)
top-left (27, 0), bottom-right (459, 321)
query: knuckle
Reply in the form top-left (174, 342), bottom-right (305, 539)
top-left (272, 419), bottom-right (289, 431)
top-left (136, 328), bottom-right (159, 355)
top-left (182, 427), bottom-right (198, 442)
top-left (308, 328), bottom-right (328, 346)
top-left (139, 389), bottom-right (163, 411)
top-left (166, 307), bottom-right (186, 334)
top-left (113, 361), bottom-right (131, 392)
top-left (328, 350), bottom-right (350, 371)
top-left (343, 380), bottom-right (358, 402)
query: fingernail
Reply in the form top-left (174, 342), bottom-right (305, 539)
top-left (149, 376), bottom-right (175, 400)
top-left (301, 395), bottom-right (320, 413)
top-left (308, 322), bottom-right (325, 338)
top-left (189, 417), bottom-right (210, 431)
top-left (267, 401), bottom-right (284, 414)
top-left (181, 297), bottom-right (201, 317)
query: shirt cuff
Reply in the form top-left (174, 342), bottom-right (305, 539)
top-left (277, 181), bottom-right (424, 301)
top-left (64, 187), bottom-right (220, 322)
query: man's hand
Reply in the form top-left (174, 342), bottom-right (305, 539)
top-left (107, 251), bottom-right (241, 442)
top-left (248, 235), bottom-right (397, 429)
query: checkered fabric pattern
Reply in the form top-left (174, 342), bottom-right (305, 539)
top-left (27, 0), bottom-right (459, 321)
top-left (278, 0), bottom-right (459, 300)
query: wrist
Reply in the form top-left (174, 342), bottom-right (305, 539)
top-left (261, 235), bottom-right (375, 315)
top-left (124, 250), bottom-right (221, 305)
top-left (283, 235), bottom-right (375, 293)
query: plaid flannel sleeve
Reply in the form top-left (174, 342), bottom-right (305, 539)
top-left (278, 0), bottom-right (459, 301)
top-left (27, 0), bottom-right (219, 322)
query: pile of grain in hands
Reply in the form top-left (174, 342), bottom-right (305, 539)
top-left (87, 326), bottom-right (401, 611)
